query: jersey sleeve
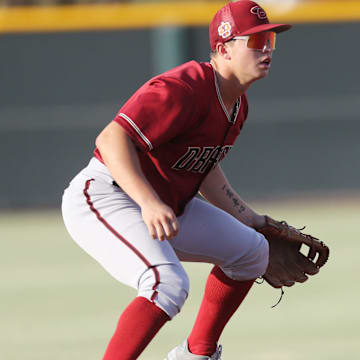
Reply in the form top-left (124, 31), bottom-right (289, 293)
top-left (114, 77), bottom-right (196, 152)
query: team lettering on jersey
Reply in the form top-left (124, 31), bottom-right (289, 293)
top-left (172, 145), bottom-right (232, 173)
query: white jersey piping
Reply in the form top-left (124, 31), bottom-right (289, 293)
top-left (211, 64), bottom-right (241, 124)
top-left (119, 113), bottom-right (153, 151)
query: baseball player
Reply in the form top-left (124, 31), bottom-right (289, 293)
top-left (62, 1), bottom-right (292, 359)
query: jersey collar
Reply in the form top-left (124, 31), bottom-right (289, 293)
top-left (211, 64), bottom-right (241, 124)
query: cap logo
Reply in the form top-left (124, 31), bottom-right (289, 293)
top-left (250, 6), bottom-right (267, 20)
top-left (218, 21), bottom-right (232, 39)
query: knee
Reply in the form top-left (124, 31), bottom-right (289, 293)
top-left (222, 231), bottom-right (269, 281)
top-left (138, 264), bottom-right (190, 319)
top-left (251, 233), bottom-right (269, 276)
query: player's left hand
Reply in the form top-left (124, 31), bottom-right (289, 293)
top-left (255, 216), bottom-right (330, 288)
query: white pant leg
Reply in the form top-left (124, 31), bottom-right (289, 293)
top-left (61, 158), bottom-right (189, 319)
top-left (172, 198), bottom-right (269, 281)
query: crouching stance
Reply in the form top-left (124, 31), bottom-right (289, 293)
top-left (62, 158), bottom-right (269, 359)
top-left (62, 1), bottom-right (295, 359)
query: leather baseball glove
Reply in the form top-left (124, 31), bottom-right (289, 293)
top-left (255, 216), bottom-right (330, 288)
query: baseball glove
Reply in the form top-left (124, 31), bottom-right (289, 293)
top-left (256, 216), bottom-right (329, 289)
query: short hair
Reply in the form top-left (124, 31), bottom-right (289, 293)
top-left (209, 49), bottom-right (217, 59)
top-left (209, 40), bottom-right (235, 59)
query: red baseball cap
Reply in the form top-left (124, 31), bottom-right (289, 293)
top-left (209, 0), bottom-right (292, 50)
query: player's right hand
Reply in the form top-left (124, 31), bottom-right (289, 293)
top-left (141, 200), bottom-right (179, 241)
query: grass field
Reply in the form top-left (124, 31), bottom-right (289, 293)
top-left (1, 193), bottom-right (359, 360)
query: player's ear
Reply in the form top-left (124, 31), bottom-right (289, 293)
top-left (216, 42), bottom-right (231, 60)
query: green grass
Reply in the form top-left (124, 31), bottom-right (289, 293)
top-left (1, 193), bottom-right (359, 360)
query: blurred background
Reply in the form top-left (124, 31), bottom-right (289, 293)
top-left (1, 1), bottom-right (359, 359)
top-left (0, 0), bottom-right (359, 207)
top-left (0, 0), bottom-right (360, 208)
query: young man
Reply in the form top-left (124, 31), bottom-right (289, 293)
top-left (62, 1), bottom-right (292, 359)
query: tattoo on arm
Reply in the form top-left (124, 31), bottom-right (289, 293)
top-left (222, 184), bottom-right (246, 214)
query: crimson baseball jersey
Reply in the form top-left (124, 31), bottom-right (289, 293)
top-left (94, 61), bottom-right (249, 216)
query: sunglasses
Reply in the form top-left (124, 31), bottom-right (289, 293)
top-left (232, 32), bottom-right (276, 51)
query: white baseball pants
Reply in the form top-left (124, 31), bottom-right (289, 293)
top-left (62, 158), bottom-right (268, 318)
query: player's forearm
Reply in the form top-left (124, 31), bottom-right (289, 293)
top-left (96, 122), bottom-right (161, 208)
top-left (199, 165), bottom-right (265, 228)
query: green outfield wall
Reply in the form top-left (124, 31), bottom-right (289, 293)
top-left (1, 20), bottom-right (359, 208)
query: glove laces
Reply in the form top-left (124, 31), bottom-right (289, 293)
top-left (255, 277), bottom-right (284, 308)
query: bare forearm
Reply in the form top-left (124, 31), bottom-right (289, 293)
top-left (96, 121), bottom-right (179, 241)
top-left (199, 166), bottom-right (265, 228)
top-left (96, 122), bottom-right (160, 208)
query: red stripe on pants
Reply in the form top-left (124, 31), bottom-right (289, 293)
top-left (83, 178), bottom-right (160, 299)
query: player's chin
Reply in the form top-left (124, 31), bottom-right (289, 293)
top-left (255, 67), bottom-right (270, 79)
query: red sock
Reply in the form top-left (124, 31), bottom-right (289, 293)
top-left (103, 296), bottom-right (169, 360)
top-left (187, 266), bottom-right (254, 356)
